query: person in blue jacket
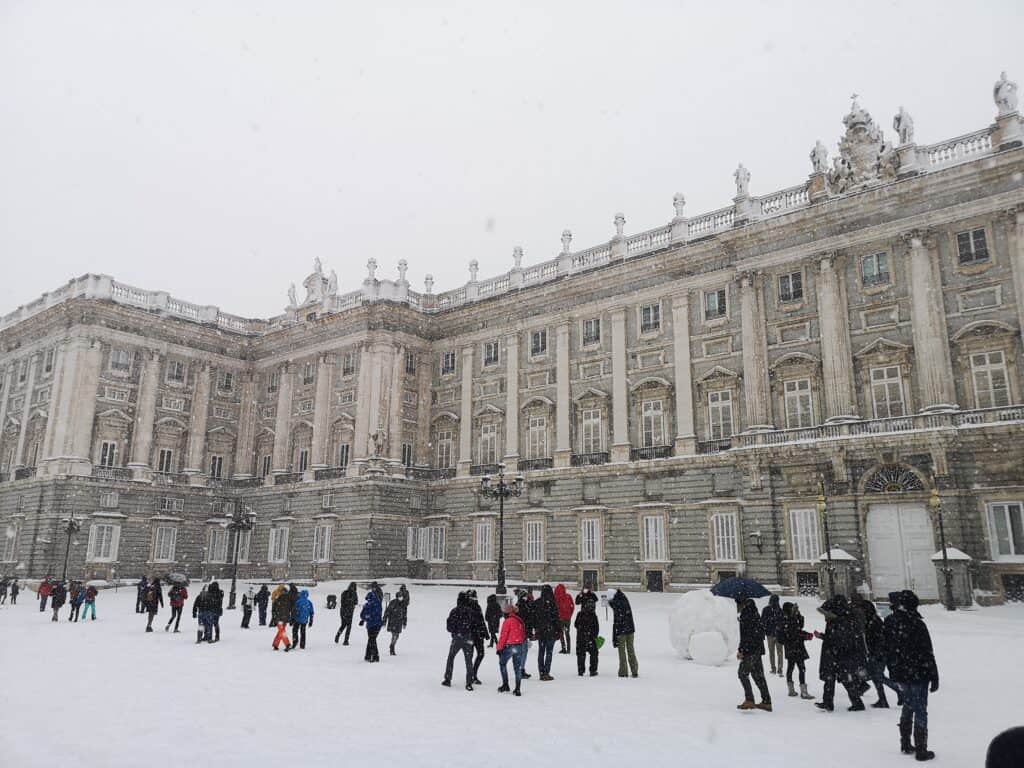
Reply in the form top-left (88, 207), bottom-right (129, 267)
top-left (291, 589), bottom-right (314, 650)
top-left (359, 589), bottom-right (383, 662)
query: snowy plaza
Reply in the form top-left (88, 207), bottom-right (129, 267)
top-left (2, 582), bottom-right (1022, 768)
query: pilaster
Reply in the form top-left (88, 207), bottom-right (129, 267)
top-left (1009, 210), bottom-right (1024, 341)
top-left (610, 308), bottom-right (630, 462)
top-left (387, 345), bottom-right (405, 468)
top-left (457, 345), bottom-right (474, 477)
top-left (127, 350), bottom-right (162, 481)
top-left (66, 339), bottom-right (102, 476)
top-left (671, 294), bottom-right (696, 454)
top-left (554, 321), bottom-right (571, 467)
top-left (184, 363), bottom-right (212, 484)
top-left (816, 255), bottom-right (858, 421)
top-left (740, 273), bottom-right (772, 430)
top-left (271, 363), bottom-right (294, 473)
top-left (906, 232), bottom-right (957, 411)
top-left (13, 354), bottom-right (39, 468)
top-left (233, 373), bottom-right (258, 479)
top-left (309, 354), bottom-right (334, 474)
top-left (504, 333), bottom-right (519, 462)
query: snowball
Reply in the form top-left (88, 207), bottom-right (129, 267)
top-left (689, 631), bottom-right (730, 667)
top-left (667, 590), bottom-right (739, 667)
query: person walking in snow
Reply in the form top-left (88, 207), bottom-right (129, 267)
top-left (82, 584), bottom-right (97, 620)
top-left (0, 578), bottom-right (8, 605)
top-left (780, 602), bottom-right (814, 700)
top-left (38, 578), bottom-right (52, 612)
top-left (382, 592), bottom-right (408, 656)
top-left (359, 589), bottom-right (383, 662)
top-left (815, 594), bottom-right (868, 712)
top-left (142, 578), bottom-right (164, 632)
top-left (442, 592), bottom-right (476, 691)
top-left (466, 589), bottom-right (488, 683)
top-left (135, 575), bottom-right (148, 613)
top-left (609, 589), bottom-right (638, 678)
top-left (290, 589), bottom-right (314, 649)
top-left (554, 584), bottom-right (575, 654)
top-left (206, 582), bottom-right (224, 642)
top-left (241, 587), bottom-right (254, 629)
top-left (10, 579), bottom-right (19, 604)
top-left (496, 602), bottom-right (526, 696)
top-left (166, 583), bottom-right (188, 632)
top-left (68, 581), bottom-right (84, 622)
top-left (485, 594), bottom-right (502, 647)
top-left (862, 600), bottom-right (893, 708)
top-left (533, 585), bottom-right (561, 681)
top-left (253, 584), bottom-right (270, 626)
top-left (49, 581), bottom-right (67, 623)
top-left (335, 582), bottom-right (359, 645)
top-left (515, 589), bottom-right (535, 680)
top-left (885, 590), bottom-right (939, 761)
top-left (193, 586), bottom-right (213, 644)
top-left (735, 596), bottom-right (772, 711)
top-left (574, 597), bottom-right (600, 677)
top-left (760, 594), bottom-right (785, 676)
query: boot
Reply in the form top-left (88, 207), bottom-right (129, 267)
top-left (513, 686), bottom-right (521, 696)
top-left (497, 684), bottom-right (510, 693)
top-left (335, 629), bottom-right (341, 644)
top-left (800, 684), bottom-right (814, 700)
top-left (787, 681), bottom-right (797, 697)
top-left (914, 727), bottom-right (934, 761)
top-left (872, 696), bottom-right (890, 709)
top-left (899, 720), bottom-right (914, 755)
top-left (847, 700), bottom-right (865, 712)
top-left (737, 700), bottom-right (757, 710)
top-left (756, 700), bottom-right (772, 712)
top-left (815, 701), bottom-right (834, 711)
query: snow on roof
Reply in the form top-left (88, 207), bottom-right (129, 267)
top-left (931, 547), bottom-right (972, 561)
top-left (819, 548), bottom-right (856, 561)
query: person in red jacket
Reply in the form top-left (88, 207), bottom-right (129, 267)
top-left (38, 578), bottom-right (52, 613)
top-left (554, 584), bottom-right (575, 654)
top-left (166, 583), bottom-right (188, 633)
top-left (496, 602), bottom-right (527, 696)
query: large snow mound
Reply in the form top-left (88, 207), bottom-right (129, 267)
top-left (667, 590), bottom-right (739, 666)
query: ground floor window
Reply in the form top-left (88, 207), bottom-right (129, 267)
top-left (269, 526), bottom-right (289, 563)
top-left (524, 520), bottom-right (544, 562)
top-left (474, 521), bottom-right (492, 562)
top-left (312, 524), bottom-right (333, 562)
top-left (86, 523), bottom-right (120, 562)
top-left (207, 527), bottom-right (229, 563)
top-left (152, 526), bottom-right (177, 562)
top-left (987, 501), bottom-right (1024, 560)
top-left (711, 512), bottom-right (738, 561)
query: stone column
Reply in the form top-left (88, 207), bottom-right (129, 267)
top-left (1010, 210), bottom-right (1024, 340)
top-left (184, 363), bottom-right (211, 483)
top-left (554, 322), bottom-right (572, 468)
top-left (0, 366), bottom-right (13, 474)
top-left (457, 345), bottom-right (474, 477)
top-left (740, 273), bottom-right (772, 429)
top-left (353, 347), bottom-right (372, 463)
top-left (65, 339), bottom-right (103, 476)
top-left (364, 343), bottom-right (387, 454)
top-left (610, 308), bottom-right (630, 462)
top-left (309, 354), bottom-right (334, 477)
top-left (671, 294), bottom-right (696, 454)
top-left (907, 232), bottom-right (957, 410)
top-left (233, 373), bottom-right (257, 479)
top-left (388, 345), bottom-right (405, 468)
top-left (39, 345), bottom-right (65, 466)
top-left (13, 354), bottom-right (39, 468)
top-left (41, 337), bottom-right (85, 474)
top-left (816, 256), bottom-right (858, 421)
top-left (415, 350), bottom-right (432, 468)
top-left (504, 332), bottom-right (519, 462)
top-left (271, 363), bottom-right (294, 474)
top-left (127, 350), bottom-right (162, 481)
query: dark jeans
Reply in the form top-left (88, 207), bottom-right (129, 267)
top-left (69, 603), bottom-right (81, 621)
top-left (145, 610), bottom-right (158, 630)
top-left (900, 681), bottom-right (929, 729)
top-left (538, 637), bottom-right (556, 676)
top-left (199, 611), bottom-right (214, 642)
top-left (499, 644), bottom-right (524, 688)
top-left (472, 637), bottom-right (485, 678)
top-left (560, 619), bottom-right (572, 652)
top-left (136, 596), bottom-right (144, 613)
top-left (577, 639), bottom-right (598, 675)
top-left (786, 658), bottom-right (806, 685)
top-left (242, 607), bottom-right (252, 628)
top-left (257, 604), bottom-right (267, 626)
top-left (336, 613), bottom-right (354, 644)
top-left (166, 606), bottom-right (183, 631)
top-left (292, 622), bottom-right (307, 649)
top-left (39, 595), bottom-right (48, 612)
top-left (444, 634), bottom-right (474, 686)
top-left (738, 653), bottom-right (771, 703)
top-left (365, 626), bottom-right (380, 661)
top-left (213, 616), bottom-right (221, 641)
top-left (822, 675), bottom-right (864, 707)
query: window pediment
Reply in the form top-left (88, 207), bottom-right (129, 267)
top-left (950, 319), bottom-right (1016, 344)
top-left (629, 375), bottom-right (672, 393)
top-left (696, 365), bottom-right (741, 386)
top-left (853, 336), bottom-right (910, 360)
top-left (520, 395), bottom-right (555, 410)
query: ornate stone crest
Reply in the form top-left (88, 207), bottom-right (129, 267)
top-left (827, 96), bottom-right (899, 194)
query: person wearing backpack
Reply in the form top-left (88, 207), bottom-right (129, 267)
top-left (82, 584), bottom-right (98, 620)
top-left (49, 581), bottom-right (67, 623)
top-left (574, 598), bottom-right (600, 677)
top-left (207, 582), bottom-right (224, 642)
top-left (241, 587), bottom-right (254, 629)
top-left (142, 578), bottom-right (164, 632)
top-left (166, 583), bottom-right (188, 632)
top-left (291, 589), bottom-right (314, 650)
top-left (335, 582), bottom-right (359, 645)
top-left (192, 586), bottom-right (212, 643)
top-left (68, 582), bottom-right (85, 622)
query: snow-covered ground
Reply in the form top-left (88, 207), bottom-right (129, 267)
top-left (1, 582), bottom-right (1021, 768)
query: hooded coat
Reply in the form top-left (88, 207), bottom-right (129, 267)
top-left (760, 595), bottom-right (783, 638)
top-left (292, 590), bottom-right (314, 625)
top-left (608, 590), bottom-right (636, 644)
top-left (574, 603), bottom-right (600, 646)
top-left (575, 589), bottom-right (599, 609)
top-left (883, 591), bottom-right (939, 686)
top-left (206, 583), bottom-right (224, 617)
top-left (446, 593), bottom-right (476, 637)
top-left (817, 595), bottom-right (867, 683)
top-left (253, 585), bottom-right (270, 608)
top-left (50, 583), bottom-right (67, 609)
top-left (382, 598), bottom-right (407, 633)
top-left (485, 595), bottom-right (503, 636)
top-left (271, 588), bottom-right (291, 624)
top-left (554, 584), bottom-right (575, 622)
top-left (467, 595), bottom-right (488, 642)
top-left (533, 585), bottom-right (562, 642)
top-left (737, 599), bottom-right (765, 656)
top-left (339, 583), bottom-right (359, 617)
top-left (360, 591), bottom-right (383, 630)
top-left (779, 603), bottom-right (809, 662)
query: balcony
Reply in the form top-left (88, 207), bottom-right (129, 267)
top-left (273, 472), bottom-right (302, 486)
top-left (206, 477), bottom-right (230, 488)
top-left (518, 458), bottom-right (553, 472)
top-left (571, 452), bottom-right (610, 467)
top-left (90, 466), bottom-right (130, 482)
top-left (406, 467), bottom-right (456, 481)
top-left (13, 466), bottom-right (36, 481)
top-left (153, 472), bottom-right (188, 486)
top-left (630, 445), bottom-right (673, 461)
top-left (313, 467), bottom-right (348, 481)
top-left (470, 463), bottom-right (501, 477)
top-left (697, 439), bottom-right (732, 455)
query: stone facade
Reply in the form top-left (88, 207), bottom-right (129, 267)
top-left (2, 77), bottom-right (1024, 601)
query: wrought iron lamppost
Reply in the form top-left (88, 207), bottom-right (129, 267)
top-left (59, 514), bottom-right (83, 583)
top-left (224, 503), bottom-right (257, 610)
top-left (930, 485), bottom-right (957, 611)
top-left (480, 462), bottom-right (525, 597)
top-left (817, 479), bottom-right (835, 598)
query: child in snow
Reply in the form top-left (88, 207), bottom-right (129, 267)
top-left (780, 602), bottom-right (814, 700)
top-left (381, 593), bottom-right (407, 656)
top-left (82, 584), bottom-right (97, 620)
top-left (574, 598), bottom-right (600, 676)
top-left (166, 583), bottom-right (188, 632)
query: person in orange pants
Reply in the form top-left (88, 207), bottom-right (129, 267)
top-left (272, 621), bottom-right (292, 651)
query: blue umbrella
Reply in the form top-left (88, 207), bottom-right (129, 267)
top-left (710, 576), bottom-right (770, 601)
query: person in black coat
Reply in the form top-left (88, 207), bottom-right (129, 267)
top-left (815, 594), bottom-right (868, 712)
top-left (141, 578), bottom-right (164, 632)
top-left (484, 594), bottom-right (502, 647)
top-left (466, 589), bottom-right (488, 683)
top-left (516, 589), bottom-right (535, 679)
top-left (206, 582), bottom-right (224, 642)
top-left (575, 587), bottom-right (599, 610)
top-left (574, 600), bottom-right (600, 677)
top-left (779, 602), bottom-right (814, 699)
top-left (885, 590), bottom-right (939, 761)
top-left (335, 582), bottom-right (359, 645)
top-left (381, 595), bottom-right (408, 656)
top-left (253, 584), bottom-right (270, 626)
top-left (442, 592), bottom-right (477, 691)
top-left (760, 595), bottom-right (784, 676)
top-left (735, 597), bottom-right (771, 710)
top-left (49, 582), bottom-right (68, 623)
top-left (609, 589), bottom-right (638, 678)
top-left (135, 576), bottom-right (148, 613)
top-left (862, 600), bottom-right (897, 708)
top-left (532, 585), bottom-right (561, 681)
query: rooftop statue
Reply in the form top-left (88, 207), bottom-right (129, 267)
top-left (809, 140), bottom-right (829, 174)
top-left (733, 163), bottom-right (751, 198)
top-left (994, 71), bottom-right (1018, 116)
top-left (893, 106), bottom-right (915, 145)
top-left (287, 283), bottom-right (298, 308)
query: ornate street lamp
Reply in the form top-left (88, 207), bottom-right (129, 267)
top-left (224, 503), bottom-right (257, 610)
top-left (930, 485), bottom-right (957, 611)
top-left (817, 478), bottom-right (835, 598)
top-left (479, 462), bottom-right (525, 596)
top-left (59, 514), bottom-right (84, 583)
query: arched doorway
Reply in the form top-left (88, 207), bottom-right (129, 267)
top-left (862, 464), bottom-right (938, 600)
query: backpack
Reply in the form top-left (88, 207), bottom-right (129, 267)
top-left (144, 586), bottom-right (157, 606)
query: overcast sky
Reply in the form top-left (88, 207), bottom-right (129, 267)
top-left (2, 1), bottom-right (1022, 318)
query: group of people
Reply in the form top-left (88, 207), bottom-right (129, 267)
top-left (0, 577), bottom-right (20, 605)
top-left (29, 577), bottom-right (97, 621)
top-left (440, 584), bottom-right (638, 696)
top-left (734, 590), bottom-right (940, 761)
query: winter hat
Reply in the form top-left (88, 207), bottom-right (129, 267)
top-left (501, 601), bottom-right (515, 614)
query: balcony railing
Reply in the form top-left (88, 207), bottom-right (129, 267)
top-left (407, 467), bottom-right (456, 481)
top-left (273, 472), bottom-right (302, 486)
top-left (206, 477), bottom-right (230, 488)
top-left (13, 466), bottom-right (36, 481)
top-left (313, 466), bottom-right (349, 481)
top-left (470, 463), bottom-right (501, 477)
top-left (697, 438), bottom-right (732, 455)
top-left (153, 472), bottom-right (188, 486)
top-left (518, 458), bottom-right (553, 472)
top-left (571, 452), bottom-right (610, 467)
top-left (630, 445), bottom-right (673, 461)
top-left (90, 466), bottom-right (130, 482)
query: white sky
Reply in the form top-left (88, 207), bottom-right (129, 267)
top-left (2, 1), bottom-right (1022, 318)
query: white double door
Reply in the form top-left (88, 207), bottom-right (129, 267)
top-left (866, 502), bottom-right (938, 600)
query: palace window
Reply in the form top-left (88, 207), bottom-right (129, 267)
top-left (474, 520), bottom-right (493, 562)
top-left (152, 526), bottom-right (177, 563)
top-left (711, 512), bottom-right (739, 561)
top-left (338, 443), bottom-right (351, 469)
top-left (642, 515), bottom-right (666, 561)
top-left (987, 502), bottom-right (1024, 560)
top-left (302, 362), bottom-right (315, 386)
top-left (99, 441), bottom-right (119, 468)
top-left (404, 351), bottom-right (416, 375)
top-left (479, 423), bottom-right (498, 465)
top-left (580, 409), bottom-right (603, 453)
top-left (1, 522), bottom-right (19, 562)
top-left (708, 390), bottom-right (733, 440)
top-left (789, 507), bottom-right (821, 561)
top-left (207, 528), bottom-right (229, 563)
top-left (86, 523), bottom-right (120, 562)
top-left (266, 372), bottom-right (280, 394)
top-left (582, 317), bottom-right (601, 346)
top-left (580, 518), bottom-right (602, 562)
top-left (235, 529), bottom-right (251, 563)
top-left (641, 399), bottom-right (665, 447)
top-left (159, 497), bottom-right (184, 512)
top-left (784, 379), bottom-right (814, 429)
top-left (99, 492), bottom-right (118, 509)
top-left (268, 526), bottom-right (290, 563)
top-left (217, 370), bottom-right (233, 392)
top-left (109, 348), bottom-right (132, 373)
top-left (312, 524), bottom-right (333, 563)
top-left (428, 526), bottom-right (446, 562)
top-left (640, 303), bottom-right (661, 333)
top-left (436, 430), bottom-right (454, 468)
top-left (527, 415), bottom-right (547, 459)
top-left (342, 352), bottom-right (357, 377)
top-left (525, 520), bottom-right (545, 562)
top-left (401, 442), bottom-right (414, 467)
top-left (778, 271), bottom-right (803, 303)
top-left (956, 228), bottom-right (989, 264)
top-left (44, 349), bottom-right (55, 374)
top-left (483, 340), bottom-right (500, 367)
top-left (441, 351), bottom-right (456, 376)
top-left (298, 449), bottom-right (309, 474)
top-left (166, 360), bottom-right (186, 384)
top-left (870, 366), bottom-right (905, 418)
top-left (704, 289), bottom-right (727, 321)
top-left (530, 329), bottom-right (548, 357)
top-left (861, 252), bottom-right (890, 287)
top-left (209, 455), bottom-right (224, 480)
top-left (971, 351), bottom-right (1010, 409)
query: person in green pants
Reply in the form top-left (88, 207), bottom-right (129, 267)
top-left (608, 589), bottom-right (638, 677)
